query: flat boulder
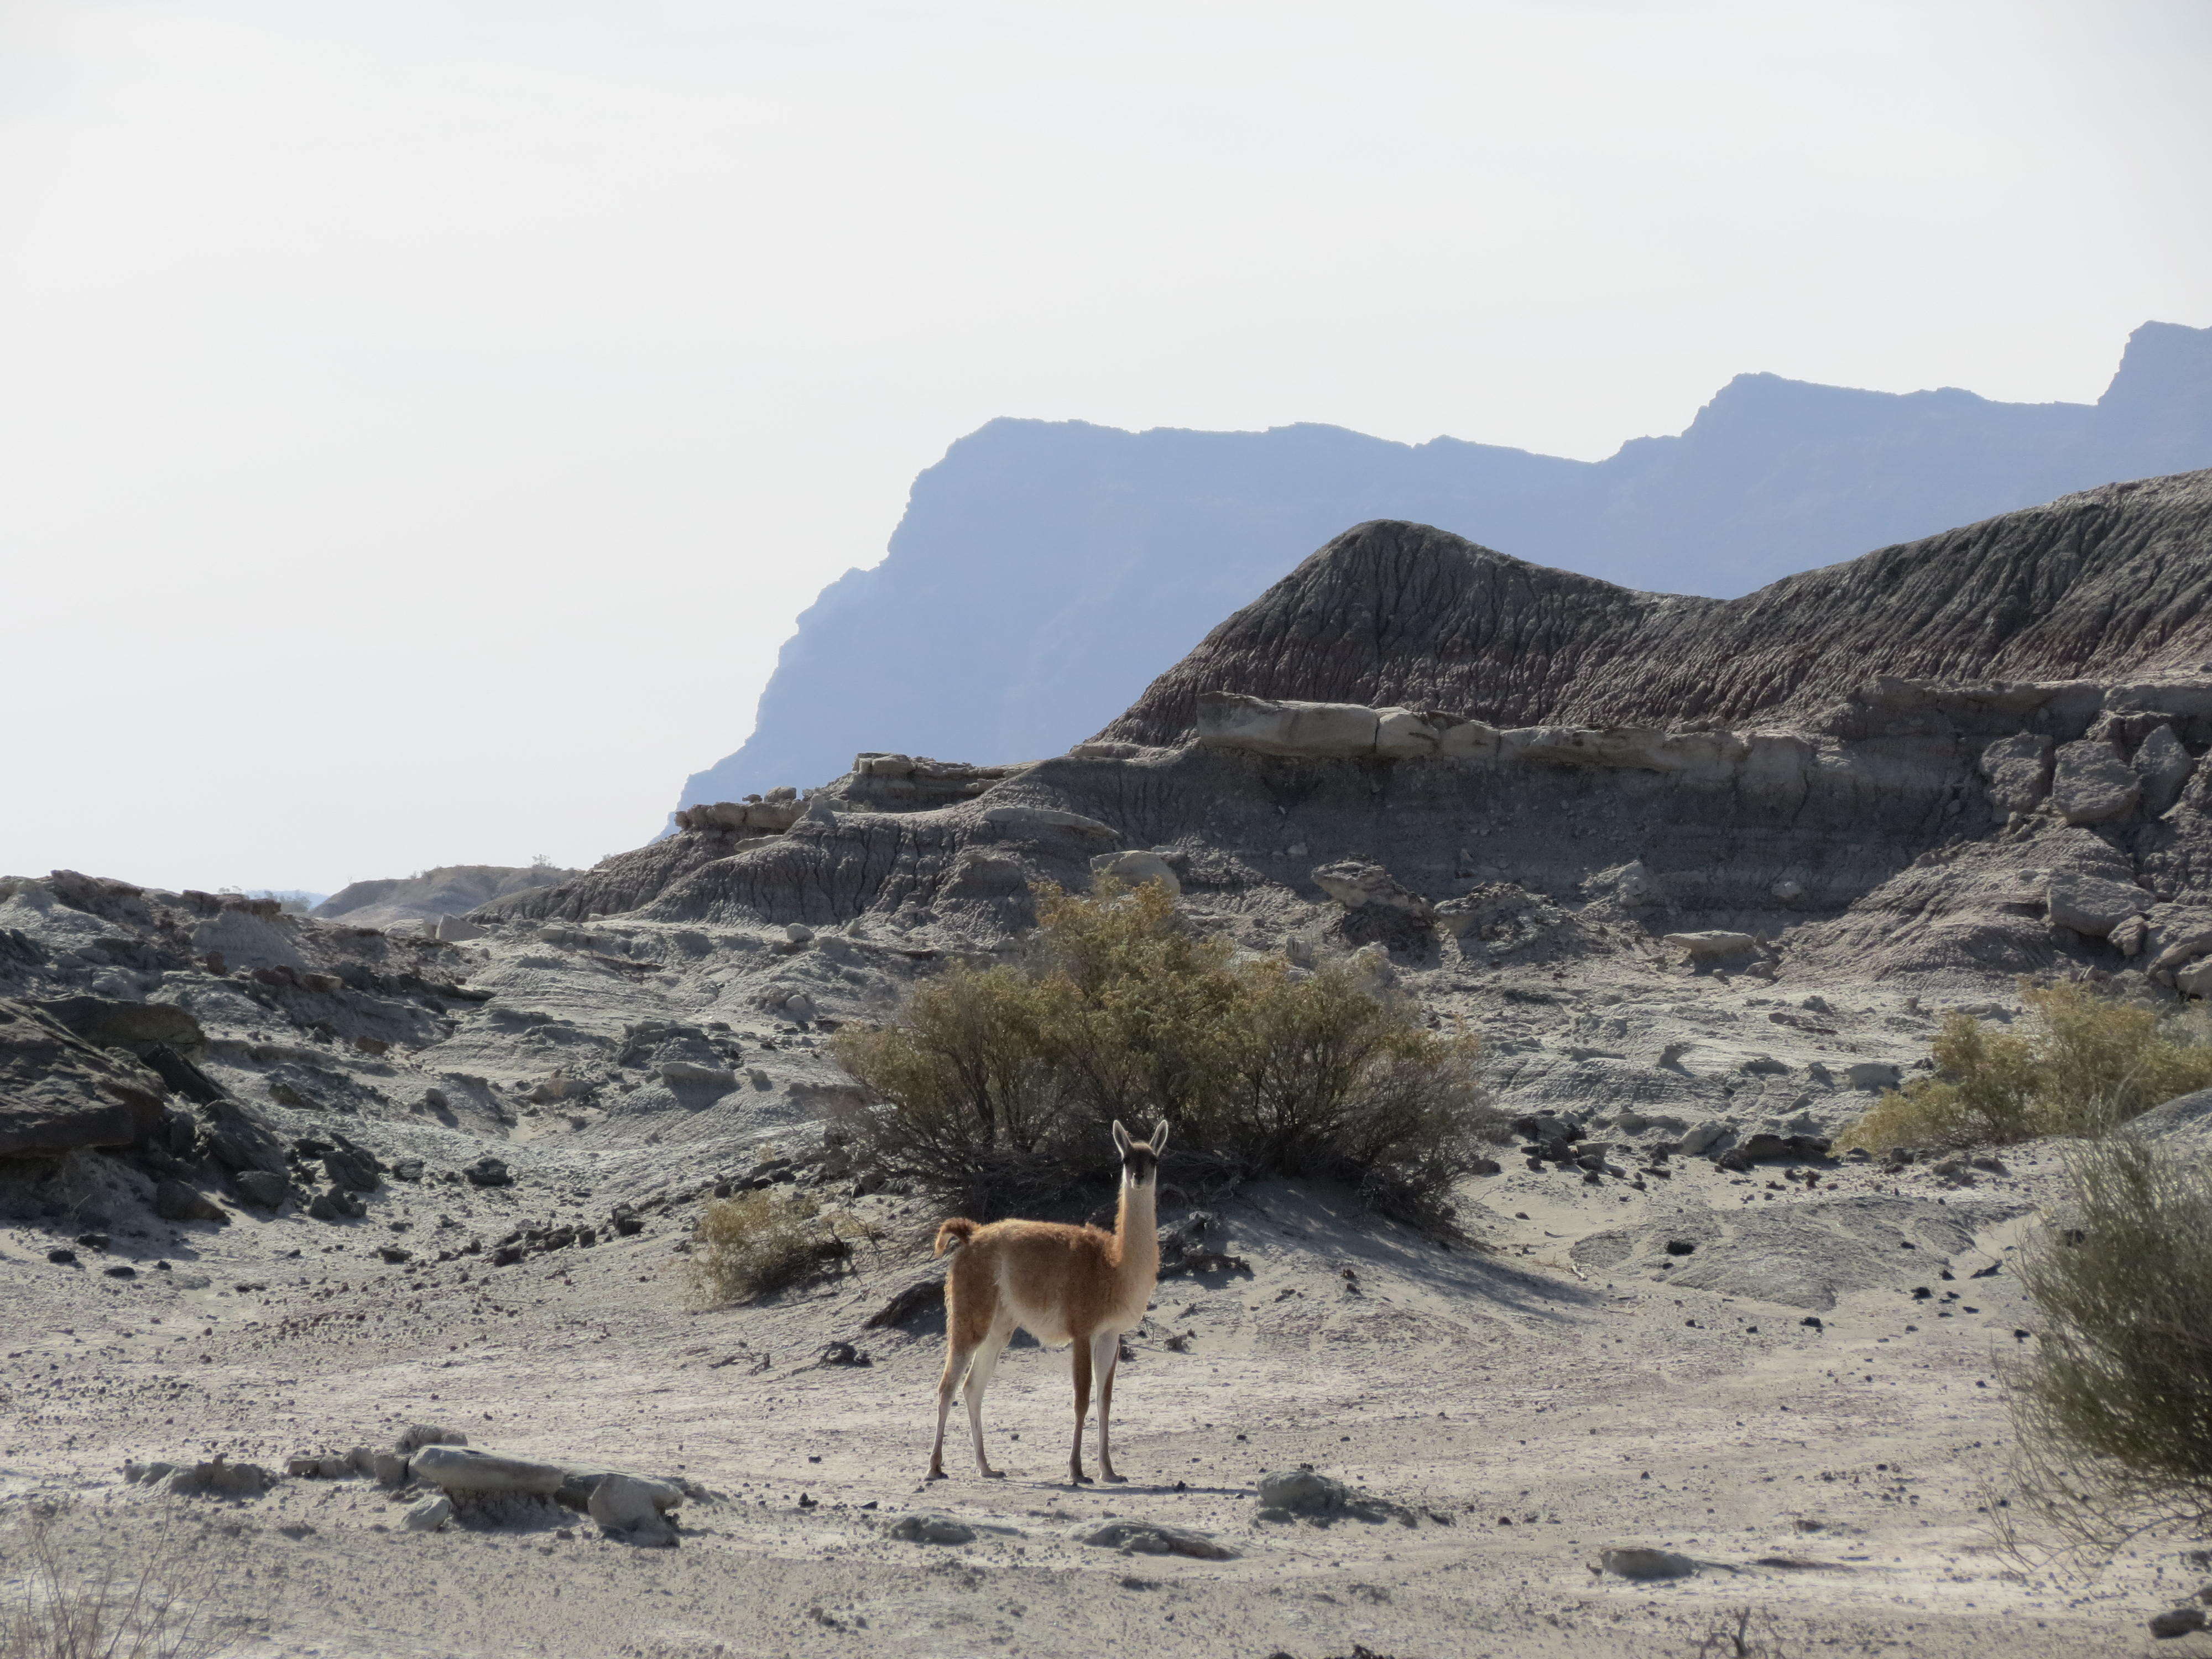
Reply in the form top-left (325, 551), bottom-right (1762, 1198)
top-left (2046, 872), bottom-right (2151, 938)
top-left (2050, 739), bottom-right (2141, 825)
top-left (408, 1446), bottom-right (565, 1498)
top-left (1310, 860), bottom-right (1433, 920)
top-left (1662, 931), bottom-right (1758, 959)
top-left (1074, 1519), bottom-right (1238, 1560)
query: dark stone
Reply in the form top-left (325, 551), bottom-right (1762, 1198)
top-left (75, 1232), bottom-right (109, 1250)
top-left (0, 1000), bottom-right (167, 1160)
top-left (233, 1170), bottom-right (289, 1209)
top-left (323, 1148), bottom-right (381, 1192)
top-left (152, 1181), bottom-right (228, 1224)
top-left (2150, 1607), bottom-right (2207, 1639)
top-left (378, 1245), bottom-right (411, 1265)
top-left (1664, 1240), bottom-right (1698, 1256)
top-left (463, 1156), bottom-right (511, 1188)
top-left (46, 1248), bottom-right (77, 1266)
top-left (103, 1264), bottom-right (135, 1279)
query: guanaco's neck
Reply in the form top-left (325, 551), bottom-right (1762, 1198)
top-left (1113, 1177), bottom-right (1160, 1281)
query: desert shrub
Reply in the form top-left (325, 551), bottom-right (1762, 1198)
top-left (0, 1498), bottom-right (237, 1659)
top-left (1837, 982), bottom-right (2212, 1153)
top-left (687, 1190), bottom-right (868, 1307)
top-left (831, 878), bottom-right (1505, 1225)
top-left (2004, 1135), bottom-right (2212, 1553)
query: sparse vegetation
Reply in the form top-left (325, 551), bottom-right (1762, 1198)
top-left (687, 1190), bottom-right (870, 1307)
top-left (831, 878), bottom-right (1505, 1225)
top-left (0, 1499), bottom-right (238, 1659)
top-left (1838, 982), bottom-right (2212, 1152)
top-left (2003, 1135), bottom-right (2212, 1555)
top-left (1692, 1606), bottom-right (1789, 1658)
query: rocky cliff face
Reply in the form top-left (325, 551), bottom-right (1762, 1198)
top-left (681, 320), bottom-right (2212, 811)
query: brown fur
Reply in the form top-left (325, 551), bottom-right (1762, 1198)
top-left (926, 1120), bottom-right (1167, 1484)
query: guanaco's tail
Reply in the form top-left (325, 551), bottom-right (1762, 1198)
top-left (934, 1218), bottom-right (979, 1256)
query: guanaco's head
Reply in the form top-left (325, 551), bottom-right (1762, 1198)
top-left (1112, 1119), bottom-right (1169, 1188)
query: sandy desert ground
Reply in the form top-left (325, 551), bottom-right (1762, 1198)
top-left (7, 1115), bottom-right (2206, 1659)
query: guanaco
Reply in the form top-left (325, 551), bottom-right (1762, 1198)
top-left (926, 1119), bottom-right (1167, 1484)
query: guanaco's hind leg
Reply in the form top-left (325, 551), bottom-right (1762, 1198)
top-left (927, 1335), bottom-right (977, 1480)
top-left (963, 1314), bottom-right (1015, 1479)
top-left (1091, 1331), bottom-right (1126, 1483)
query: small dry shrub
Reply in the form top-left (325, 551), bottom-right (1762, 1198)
top-left (2003, 1135), bottom-right (2212, 1554)
top-left (1838, 982), bottom-right (2212, 1152)
top-left (832, 878), bottom-right (1506, 1225)
top-left (687, 1190), bottom-right (868, 1307)
top-left (0, 1498), bottom-right (238, 1659)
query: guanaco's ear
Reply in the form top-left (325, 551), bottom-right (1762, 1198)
top-left (1112, 1119), bottom-right (1131, 1155)
top-left (1151, 1119), bottom-right (1170, 1156)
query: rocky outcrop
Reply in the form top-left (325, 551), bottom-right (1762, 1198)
top-left (0, 999), bottom-right (166, 1159)
top-left (678, 321), bottom-right (2212, 812)
top-left (315, 865), bottom-right (578, 930)
top-left (1104, 470), bottom-right (2212, 745)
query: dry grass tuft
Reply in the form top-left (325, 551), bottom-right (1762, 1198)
top-left (831, 877), bottom-right (1506, 1227)
top-left (1838, 982), bottom-right (2212, 1153)
top-left (0, 1499), bottom-right (242, 1659)
top-left (2002, 1135), bottom-right (2212, 1556)
top-left (687, 1190), bottom-right (872, 1307)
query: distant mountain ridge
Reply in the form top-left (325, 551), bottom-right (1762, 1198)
top-left (680, 320), bottom-right (2212, 811)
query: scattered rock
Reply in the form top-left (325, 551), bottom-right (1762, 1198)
top-left (462, 1156), bottom-right (510, 1188)
top-left (395, 1424), bottom-right (469, 1454)
top-left (2150, 1606), bottom-right (2208, 1639)
top-left (1599, 1546), bottom-right (1698, 1580)
top-left (889, 1512), bottom-right (977, 1544)
top-left (1075, 1519), bottom-right (1238, 1559)
top-left (860, 1276), bottom-right (945, 1330)
top-left (46, 1248), bottom-right (77, 1265)
top-left (161, 1456), bottom-right (275, 1497)
top-left (403, 1495), bottom-right (453, 1533)
top-left (2050, 739), bottom-right (2141, 825)
top-left (1257, 1468), bottom-right (1349, 1514)
top-left (588, 1473), bottom-right (679, 1547)
top-left (152, 1181), bottom-right (229, 1224)
top-left (1662, 931), bottom-right (1758, 960)
top-left (660, 1061), bottom-right (738, 1089)
top-left (233, 1170), bottom-right (289, 1209)
top-left (1310, 860), bottom-right (1433, 920)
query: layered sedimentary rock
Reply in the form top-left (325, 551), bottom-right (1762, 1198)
top-left (1103, 470), bottom-right (2212, 745)
top-left (496, 469), bottom-right (2212, 988)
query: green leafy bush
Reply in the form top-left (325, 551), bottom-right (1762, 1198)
top-left (2005, 1136), bottom-right (2212, 1552)
top-left (1838, 982), bottom-right (2212, 1153)
top-left (831, 878), bottom-right (1505, 1225)
top-left (687, 1190), bottom-right (867, 1307)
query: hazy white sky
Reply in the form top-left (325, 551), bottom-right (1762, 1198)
top-left (4, 1), bottom-right (2209, 896)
